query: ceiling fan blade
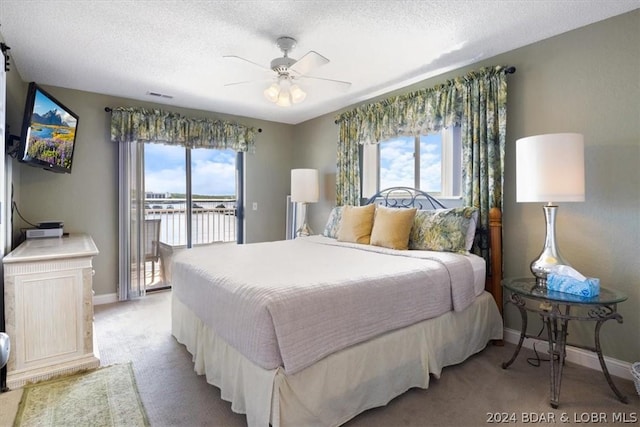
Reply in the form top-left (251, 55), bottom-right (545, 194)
top-left (223, 55), bottom-right (271, 72)
top-left (223, 80), bottom-right (260, 87)
top-left (224, 77), bottom-right (273, 87)
top-left (289, 51), bottom-right (329, 76)
top-left (300, 75), bottom-right (352, 91)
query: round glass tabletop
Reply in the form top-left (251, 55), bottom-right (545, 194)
top-left (502, 277), bottom-right (628, 305)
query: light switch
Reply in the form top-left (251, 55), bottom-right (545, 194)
top-left (252, 202), bottom-right (258, 210)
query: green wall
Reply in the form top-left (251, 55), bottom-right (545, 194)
top-left (4, 83), bottom-right (294, 300)
top-left (293, 10), bottom-right (640, 364)
top-left (3, 10), bottom-right (638, 363)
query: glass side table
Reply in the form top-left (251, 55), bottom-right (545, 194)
top-left (501, 277), bottom-right (628, 408)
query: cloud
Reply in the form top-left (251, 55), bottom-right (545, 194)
top-left (379, 135), bottom-right (442, 191)
top-left (60, 111), bottom-right (77, 127)
top-left (144, 145), bottom-right (236, 196)
top-left (192, 157), bottom-right (235, 196)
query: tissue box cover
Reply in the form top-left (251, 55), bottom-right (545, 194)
top-left (547, 274), bottom-right (600, 297)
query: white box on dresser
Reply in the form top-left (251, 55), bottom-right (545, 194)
top-left (3, 234), bottom-right (100, 389)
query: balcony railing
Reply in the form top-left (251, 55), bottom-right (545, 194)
top-left (144, 198), bottom-right (237, 246)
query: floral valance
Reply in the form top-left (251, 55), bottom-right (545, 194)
top-left (109, 107), bottom-right (257, 153)
top-left (335, 66), bottom-right (508, 145)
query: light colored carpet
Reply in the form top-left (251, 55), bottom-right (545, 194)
top-left (2, 290), bottom-right (637, 426)
top-left (12, 363), bottom-right (148, 427)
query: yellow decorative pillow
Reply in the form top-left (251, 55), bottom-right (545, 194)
top-left (337, 204), bottom-right (376, 244)
top-left (370, 206), bottom-right (417, 250)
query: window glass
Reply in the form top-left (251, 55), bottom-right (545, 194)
top-left (371, 127), bottom-right (461, 198)
top-left (379, 136), bottom-right (415, 189)
top-left (191, 148), bottom-right (236, 196)
top-left (144, 143), bottom-right (185, 197)
top-left (419, 134), bottom-right (442, 193)
top-left (144, 144), bottom-right (237, 246)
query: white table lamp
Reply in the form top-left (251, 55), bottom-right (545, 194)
top-left (291, 169), bottom-right (319, 237)
top-left (516, 133), bottom-right (585, 287)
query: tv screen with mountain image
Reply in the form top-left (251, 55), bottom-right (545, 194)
top-left (18, 83), bottom-right (79, 173)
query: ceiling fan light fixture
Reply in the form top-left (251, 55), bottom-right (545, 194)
top-left (265, 76), bottom-right (305, 107)
top-left (276, 90), bottom-right (292, 107)
top-left (264, 83), bottom-right (280, 102)
top-left (290, 84), bottom-right (306, 104)
top-left (226, 35), bottom-right (350, 107)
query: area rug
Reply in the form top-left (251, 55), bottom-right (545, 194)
top-left (13, 363), bottom-right (149, 427)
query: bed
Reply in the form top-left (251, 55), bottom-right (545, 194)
top-left (171, 187), bottom-right (504, 427)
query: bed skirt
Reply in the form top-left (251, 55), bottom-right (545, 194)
top-left (172, 291), bottom-right (503, 427)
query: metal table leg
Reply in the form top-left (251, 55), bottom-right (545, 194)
top-left (545, 313), bottom-right (568, 409)
top-left (594, 317), bottom-right (628, 403)
top-left (502, 294), bottom-right (527, 369)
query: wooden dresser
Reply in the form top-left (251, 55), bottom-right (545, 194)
top-left (3, 234), bottom-right (100, 389)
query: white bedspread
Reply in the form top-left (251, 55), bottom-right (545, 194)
top-left (171, 236), bottom-right (479, 375)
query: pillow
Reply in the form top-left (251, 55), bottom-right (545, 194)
top-left (322, 206), bottom-right (343, 238)
top-left (337, 204), bottom-right (376, 244)
top-left (370, 206), bottom-right (417, 250)
top-left (466, 209), bottom-right (479, 251)
top-left (409, 207), bottom-right (478, 253)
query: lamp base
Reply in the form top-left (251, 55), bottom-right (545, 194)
top-left (295, 222), bottom-right (313, 237)
top-left (295, 202), bottom-right (313, 237)
top-left (531, 204), bottom-right (571, 288)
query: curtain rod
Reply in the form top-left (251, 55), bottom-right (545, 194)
top-left (104, 107), bottom-right (262, 132)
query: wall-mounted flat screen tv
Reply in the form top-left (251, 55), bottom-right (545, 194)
top-left (18, 82), bottom-right (79, 174)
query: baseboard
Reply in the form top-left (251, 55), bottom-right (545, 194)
top-left (503, 328), bottom-right (633, 381)
top-left (93, 293), bottom-right (118, 306)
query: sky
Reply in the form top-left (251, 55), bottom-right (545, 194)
top-left (144, 144), bottom-right (236, 197)
top-left (379, 134), bottom-right (441, 192)
top-left (34, 89), bottom-right (78, 127)
top-left (144, 134), bottom-right (442, 198)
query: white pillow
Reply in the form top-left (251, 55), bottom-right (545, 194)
top-left (466, 209), bottom-right (478, 251)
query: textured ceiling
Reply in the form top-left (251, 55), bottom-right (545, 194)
top-left (1, 1), bottom-right (637, 124)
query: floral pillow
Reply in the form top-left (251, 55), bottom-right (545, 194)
top-left (409, 207), bottom-right (478, 253)
top-left (322, 206), bottom-right (343, 238)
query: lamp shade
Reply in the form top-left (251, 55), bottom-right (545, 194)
top-left (516, 133), bottom-right (585, 203)
top-left (264, 83), bottom-right (280, 102)
top-left (264, 76), bottom-right (307, 107)
top-left (290, 84), bottom-right (307, 104)
top-left (291, 169), bottom-right (319, 203)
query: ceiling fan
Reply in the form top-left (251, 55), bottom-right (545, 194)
top-left (224, 36), bottom-right (351, 107)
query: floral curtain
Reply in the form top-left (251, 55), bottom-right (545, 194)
top-left (334, 65), bottom-right (509, 264)
top-left (109, 107), bottom-right (257, 152)
top-left (460, 67), bottom-right (507, 262)
top-left (336, 114), bottom-right (362, 205)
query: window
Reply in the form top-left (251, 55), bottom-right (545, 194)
top-left (362, 126), bottom-right (462, 198)
top-left (119, 141), bottom-right (242, 299)
top-left (143, 144), bottom-right (240, 247)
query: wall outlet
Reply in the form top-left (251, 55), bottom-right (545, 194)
top-left (252, 202), bottom-right (258, 210)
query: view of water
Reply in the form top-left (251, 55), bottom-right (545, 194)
top-left (145, 201), bottom-right (237, 246)
top-left (32, 126), bottom-right (55, 138)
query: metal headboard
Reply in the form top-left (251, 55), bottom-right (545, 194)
top-left (364, 187), bottom-right (447, 210)
top-left (364, 186), bottom-right (504, 317)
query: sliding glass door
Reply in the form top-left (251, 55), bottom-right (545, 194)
top-left (119, 142), bottom-right (242, 299)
